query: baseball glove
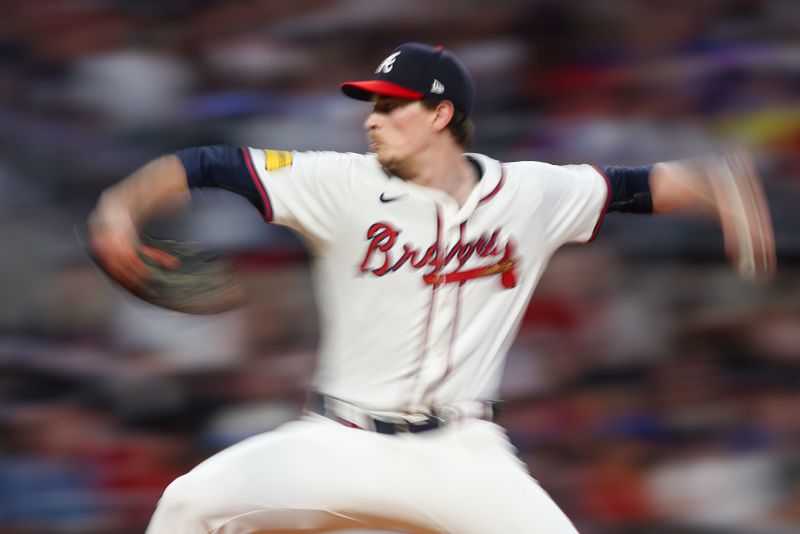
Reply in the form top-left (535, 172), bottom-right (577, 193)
top-left (77, 225), bottom-right (247, 314)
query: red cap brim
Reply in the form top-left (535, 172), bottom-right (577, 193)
top-left (340, 80), bottom-right (424, 101)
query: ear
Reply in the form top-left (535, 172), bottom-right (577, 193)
top-left (430, 100), bottom-right (455, 132)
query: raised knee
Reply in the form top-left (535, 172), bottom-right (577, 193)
top-left (152, 473), bottom-right (218, 529)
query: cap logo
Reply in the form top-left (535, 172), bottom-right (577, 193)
top-left (431, 79), bottom-right (445, 94)
top-left (375, 51), bottom-right (401, 74)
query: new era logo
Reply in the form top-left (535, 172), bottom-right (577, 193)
top-left (430, 79), bottom-right (445, 94)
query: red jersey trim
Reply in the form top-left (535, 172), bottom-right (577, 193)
top-left (242, 147), bottom-right (274, 222)
top-left (588, 165), bottom-right (613, 242)
top-left (480, 164), bottom-right (506, 203)
top-left (405, 206), bottom-right (443, 409)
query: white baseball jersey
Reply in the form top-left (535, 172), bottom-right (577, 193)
top-left (147, 148), bottom-right (610, 534)
top-left (244, 149), bottom-right (610, 415)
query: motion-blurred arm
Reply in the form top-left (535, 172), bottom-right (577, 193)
top-left (88, 155), bottom-right (190, 289)
top-left (648, 151), bottom-right (776, 279)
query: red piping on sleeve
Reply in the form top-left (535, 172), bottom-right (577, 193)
top-left (242, 147), bottom-right (274, 222)
top-left (588, 165), bottom-right (613, 242)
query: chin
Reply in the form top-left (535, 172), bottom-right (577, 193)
top-left (377, 150), bottom-right (410, 172)
top-left (376, 152), bottom-right (396, 170)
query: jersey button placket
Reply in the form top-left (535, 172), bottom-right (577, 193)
top-left (410, 205), bottom-right (461, 408)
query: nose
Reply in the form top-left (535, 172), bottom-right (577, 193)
top-left (364, 111), bottom-right (379, 131)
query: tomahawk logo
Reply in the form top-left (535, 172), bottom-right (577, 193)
top-left (375, 51), bottom-right (401, 74)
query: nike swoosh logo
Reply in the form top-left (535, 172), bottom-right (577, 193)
top-left (380, 192), bottom-right (407, 203)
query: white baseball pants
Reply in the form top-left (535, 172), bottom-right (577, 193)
top-left (145, 414), bottom-right (578, 533)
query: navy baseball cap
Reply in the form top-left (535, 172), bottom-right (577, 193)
top-left (341, 42), bottom-right (475, 117)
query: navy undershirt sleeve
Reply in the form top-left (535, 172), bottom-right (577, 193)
top-left (599, 165), bottom-right (654, 213)
top-left (176, 145), bottom-right (265, 215)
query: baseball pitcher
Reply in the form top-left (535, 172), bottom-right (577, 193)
top-left (88, 43), bottom-right (775, 533)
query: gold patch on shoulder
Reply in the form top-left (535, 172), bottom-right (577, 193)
top-left (264, 150), bottom-right (293, 171)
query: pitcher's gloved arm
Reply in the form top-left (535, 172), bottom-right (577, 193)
top-left (88, 154), bottom-right (190, 289)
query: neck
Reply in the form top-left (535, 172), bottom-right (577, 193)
top-left (390, 139), bottom-right (478, 206)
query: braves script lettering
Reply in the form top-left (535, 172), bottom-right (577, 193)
top-left (360, 222), bottom-right (518, 288)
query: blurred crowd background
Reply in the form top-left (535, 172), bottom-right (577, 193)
top-left (1, 0), bottom-right (799, 533)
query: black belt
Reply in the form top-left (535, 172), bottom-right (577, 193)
top-left (306, 392), bottom-right (445, 435)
